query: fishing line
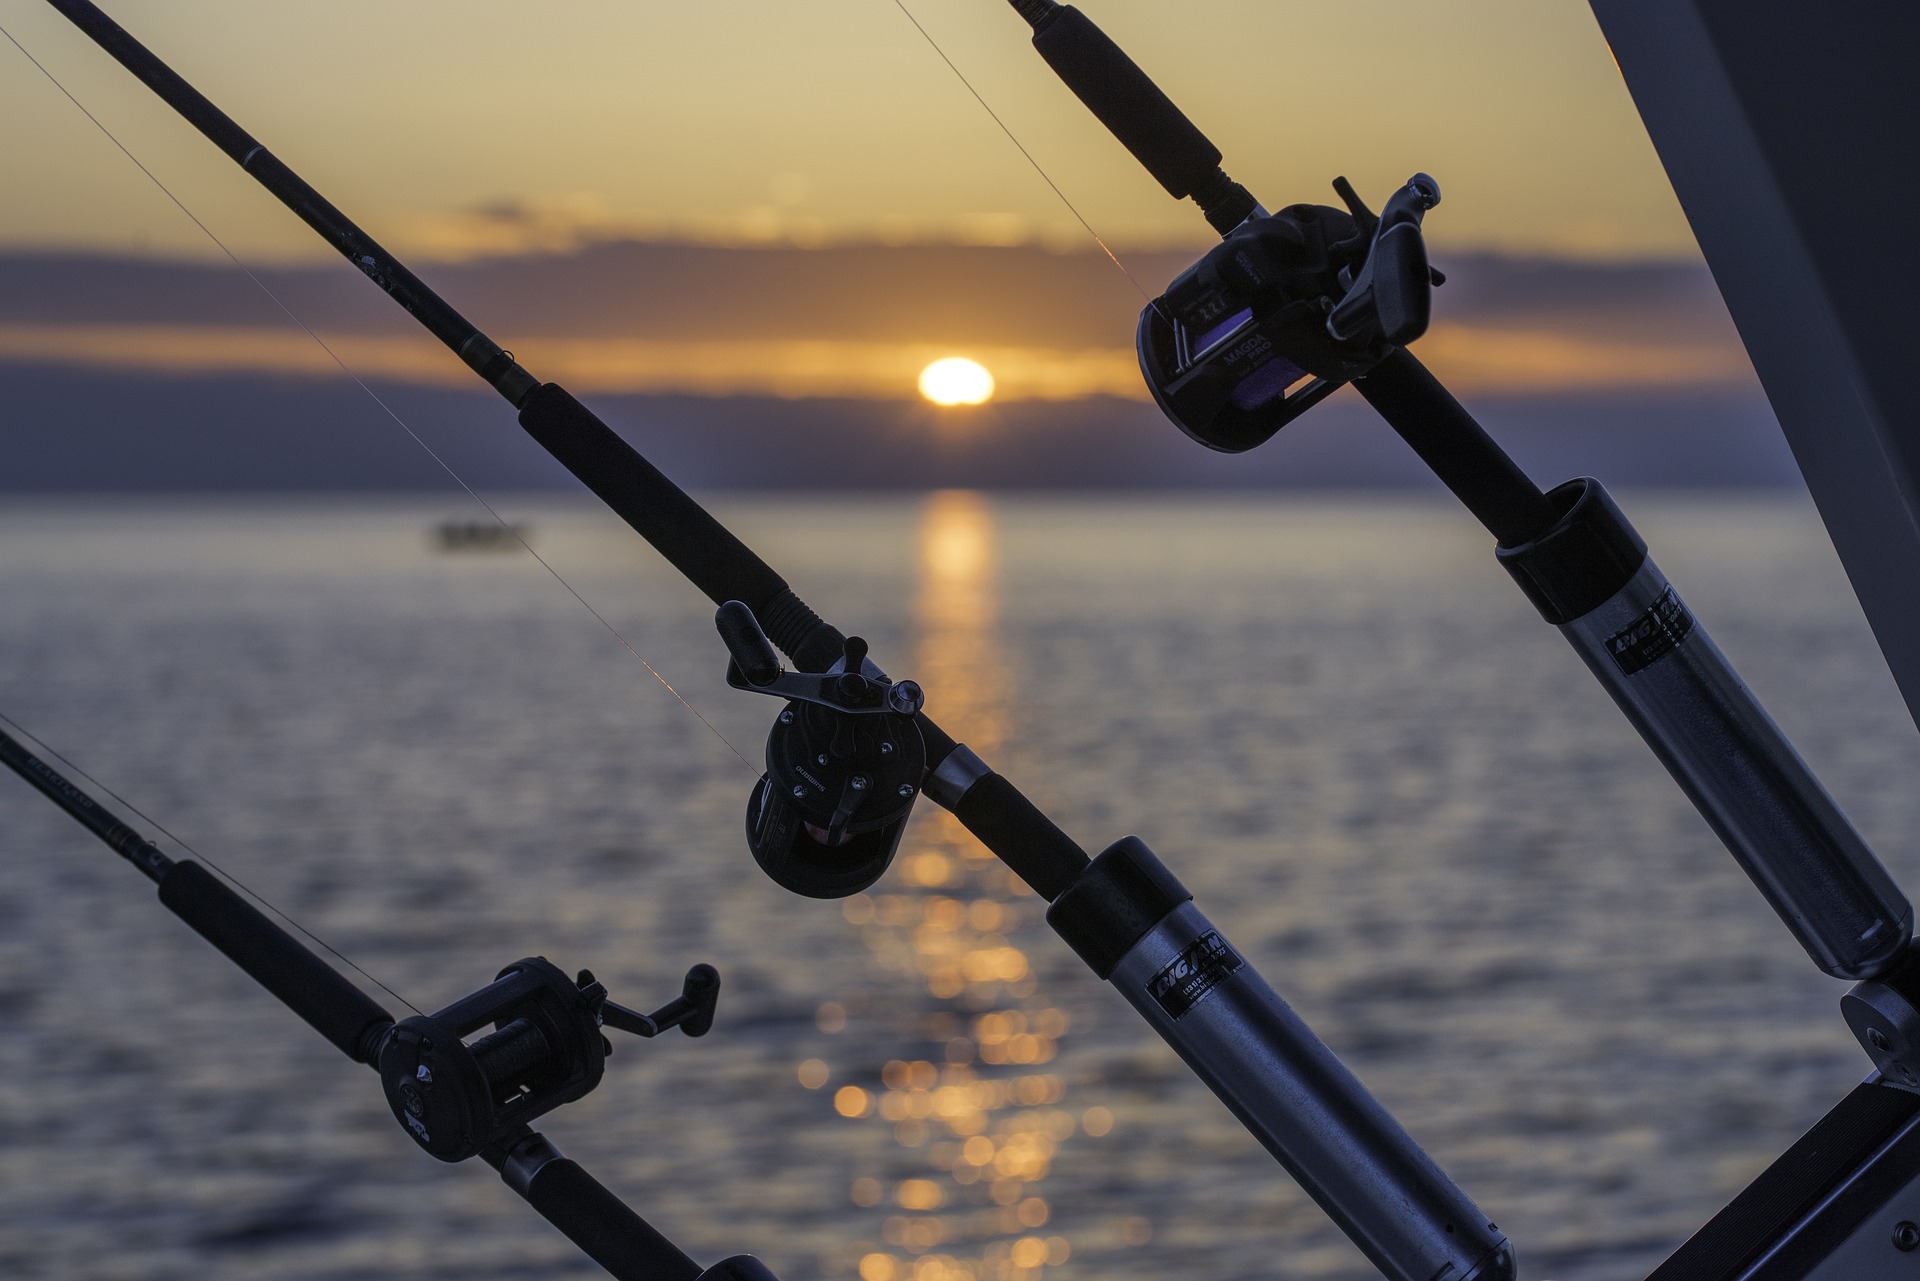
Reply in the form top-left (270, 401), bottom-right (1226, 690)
top-left (887, 0), bottom-right (1158, 306)
top-left (0, 707), bottom-right (425, 1018)
top-left (0, 20), bottom-right (753, 772)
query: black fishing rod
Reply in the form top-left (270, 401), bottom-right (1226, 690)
top-left (1003, 1), bottom-right (1920, 1275)
top-left (0, 725), bottom-right (773, 1281)
top-left (1002, 0), bottom-right (1914, 988)
top-left (43, 4), bottom-right (1517, 1280)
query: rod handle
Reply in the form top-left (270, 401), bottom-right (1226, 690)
top-left (1015, 3), bottom-right (1256, 229)
top-left (949, 770), bottom-right (1090, 901)
top-left (495, 1131), bottom-right (703, 1281)
top-left (516, 383), bottom-right (846, 671)
top-left (157, 861), bottom-right (394, 1062)
top-left (1352, 350), bottom-right (1557, 547)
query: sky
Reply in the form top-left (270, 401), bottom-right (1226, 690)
top-left (0, 0), bottom-right (1779, 492)
top-left (0, 0), bottom-right (1697, 263)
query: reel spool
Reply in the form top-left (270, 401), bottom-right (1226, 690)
top-left (377, 958), bottom-right (719, 1162)
top-left (716, 601), bottom-right (927, 898)
top-left (1138, 174), bottom-right (1443, 453)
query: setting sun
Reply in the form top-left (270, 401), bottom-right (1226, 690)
top-left (918, 357), bottom-right (996, 406)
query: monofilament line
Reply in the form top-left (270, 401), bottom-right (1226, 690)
top-left (0, 708), bottom-right (425, 1018)
top-left (887, 0), bottom-right (1158, 305)
top-left (0, 20), bottom-right (753, 772)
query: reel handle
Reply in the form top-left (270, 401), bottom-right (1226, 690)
top-left (1327, 175), bottom-right (1442, 348)
top-left (598, 964), bottom-right (721, 1039)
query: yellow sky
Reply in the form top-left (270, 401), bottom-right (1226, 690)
top-left (0, 319), bottom-right (1753, 402)
top-left (0, 0), bottom-right (1697, 263)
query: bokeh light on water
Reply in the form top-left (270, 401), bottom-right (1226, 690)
top-left (805, 492), bottom-right (1096, 1281)
top-left (4, 492), bottom-right (1920, 1280)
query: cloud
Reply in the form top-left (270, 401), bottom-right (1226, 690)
top-left (0, 242), bottom-right (1761, 402)
top-left (1415, 322), bottom-right (1754, 395)
top-left (0, 323), bottom-right (1138, 401)
top-left (0, 320), bottom-right (1751, 402)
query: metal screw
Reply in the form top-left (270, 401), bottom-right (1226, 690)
top-left (791, 785), bottom-right (807, 799)
top-left (1894, 1221), bottom-right (1919, 1252)
top-left (816, 753), bottom-right (829, 766)
top-left (898, 784), bottom-right (915, 798)
top-left (850, 775), bottom-right (869, 791)
top-left (879, 741), bottom-right (895, 755)
top-left (1871, 1028), bottom-right (1894, 1052)
top-left (779, 709), bottom-right (794, 725)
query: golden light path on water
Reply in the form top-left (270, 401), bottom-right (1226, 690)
top-left (792, 492), bottom-right (1135, 1281)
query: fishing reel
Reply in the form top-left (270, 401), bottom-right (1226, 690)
top-left (715, 601), bottom-right (927, 899)
top-left (1138, 173), bottom-right (1444, 453)
top-left (377, 957), bottom-right (719, 1163)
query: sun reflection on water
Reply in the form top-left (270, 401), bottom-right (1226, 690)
top-left (799, 491), bottom-right (1110, 1281)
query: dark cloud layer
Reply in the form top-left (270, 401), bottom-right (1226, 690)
top-left (0, 242), bottom-right (1794, 490)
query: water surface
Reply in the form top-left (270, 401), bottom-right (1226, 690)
top-left (2, 492), bottom-right (1916, 1281)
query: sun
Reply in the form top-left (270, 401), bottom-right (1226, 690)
top-left (918, 357), bottom-right (996, 406)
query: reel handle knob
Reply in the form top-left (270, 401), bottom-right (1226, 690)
top-left (716, 601), bottom-right (781, 687)
top-left (673, 963), bottom-right (721, 1038)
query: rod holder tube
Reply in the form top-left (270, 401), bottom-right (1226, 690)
top-left (1048, 839), bottom-right (1514, 1281)
top-left (1500, 478), bottom-right (1912, 980)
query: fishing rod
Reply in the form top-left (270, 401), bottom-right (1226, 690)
top-left (1004, 0), bottom-right (1912, 990)
top-left (39, 3), bottom-right (1518, 1280)
top-left (0, 725), bottom-right (775, 1281)
top-left (999, 1), bottom-right (1920, 1275)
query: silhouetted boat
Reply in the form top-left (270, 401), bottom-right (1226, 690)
top-left (433, 519), bottom-right (526, 552)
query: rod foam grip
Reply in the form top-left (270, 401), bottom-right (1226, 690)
top-left (1032, 5), bottom-right (1222, 198)
top-left (952, 773), bottom-right (1089, 901)
top-left (156, 861), bottom-right (392, 1062)
top-left (521, 1157), bottom-right (703, 1281)
top-left (518, 383), bottom-right (792, 615)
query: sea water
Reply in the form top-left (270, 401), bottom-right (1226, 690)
top-left (2, 492), bottom-right (1917, 1281)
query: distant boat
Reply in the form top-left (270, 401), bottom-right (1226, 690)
top-left (433, 519), bottom-right (526, 552)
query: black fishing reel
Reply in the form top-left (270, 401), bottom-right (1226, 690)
top-left (1138, 173), bottom-right (1444, 453)
top-left (376, 957), bottom-right (719, 1162)
top-left (715, 601), bottom-right (927, 899)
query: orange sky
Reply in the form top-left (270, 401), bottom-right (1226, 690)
top-left (0, 0), bottom-right (1698, 263)
top-left (0, 241), bottom-right (1758, 403)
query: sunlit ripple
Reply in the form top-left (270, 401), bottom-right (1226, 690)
top-left (803, 491), bottom-right (1111, 1281)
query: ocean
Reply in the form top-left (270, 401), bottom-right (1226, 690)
top-left (3, 491), bottom-right (1917, 1281)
